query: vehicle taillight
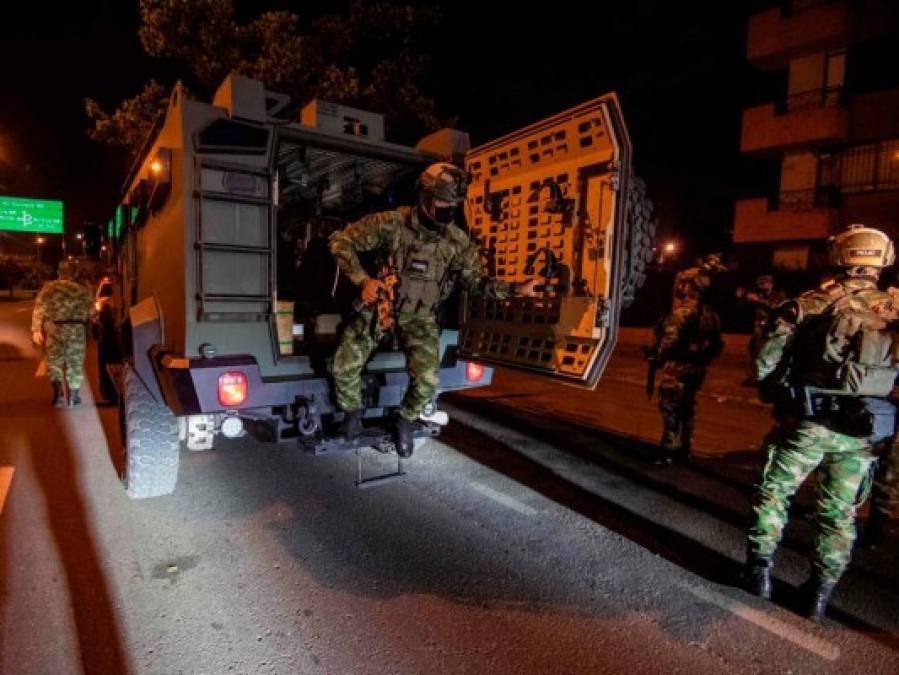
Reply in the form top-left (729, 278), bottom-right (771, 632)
top-left (465, 361), bottom-right (485, 383)
top-left (218, 372), bottom-right (248, 407)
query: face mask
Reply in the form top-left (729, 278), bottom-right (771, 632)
top-left (433, 205), bottom-right (456, 224)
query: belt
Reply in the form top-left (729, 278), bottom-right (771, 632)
top-left (53, 319), bottom-right (87, 325)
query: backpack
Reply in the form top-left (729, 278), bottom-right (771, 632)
top-left (795, 291), bottom-right (899, 397)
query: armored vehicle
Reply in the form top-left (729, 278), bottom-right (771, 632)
top-left (102, 75), bottom-right (653, 497)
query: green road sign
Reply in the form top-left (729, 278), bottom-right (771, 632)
top-left (0, 196), bottom-right (64, 234)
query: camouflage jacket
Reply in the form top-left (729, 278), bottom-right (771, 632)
top-left (329, 206), bottom-right (511, 303)
top-left (747, 289), bottom-right (787, 329)
top-left (654, 302), bottom-right (723, 364)
top-left (31, 280), bottom-right (94, 333)
top-left (755, 277), bottom-right (897, 382)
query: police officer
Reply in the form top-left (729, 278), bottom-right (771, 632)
top-left (31, 261), bottom-right (95, 407)
top-left (744, 224), bottom-right (899, 620)
top-left (329, 162), bottom-right (537, 457)
top-left (648, 254), bottom-right (725, 464)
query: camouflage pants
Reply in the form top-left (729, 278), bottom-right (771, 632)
top-left (658, 361), bottom-right (705, 450)
top-left (747, 419), bottom-right (876, 582)
top-left (871, 436), bottom-right (899, 519)
top-left (45, 324), bottom-right (87, 389)
top-left (332, 311), bottom-right (440, 421)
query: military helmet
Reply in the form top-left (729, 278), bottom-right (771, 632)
top-left (697, 252), bottom-right (727, 274)
top-left (828, 224), bottom-right (895, 270)
top-left (417, 162), bottom-right (468, 203)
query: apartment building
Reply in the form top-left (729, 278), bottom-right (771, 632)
top-left (733, 0), bottom-right (899, 271)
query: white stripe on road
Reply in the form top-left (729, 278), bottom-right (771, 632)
top-left (470, 481), bottom-right (537, 516)
top-left (0, 466), bottom-right (15, 515)
top-left (681, 581), bottom-right (840, 662)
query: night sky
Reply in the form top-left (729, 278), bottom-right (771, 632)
top-left (0, 1), bottom-right (778, 258)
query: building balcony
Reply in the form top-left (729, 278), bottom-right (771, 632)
top-left (740, 89), bottom-right (849, 156)
top-left (747, 1), bottom-right (855, 71)
top-left (732, 191), bottom-right (840, 244)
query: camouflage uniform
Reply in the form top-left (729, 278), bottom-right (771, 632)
top-left (747, 277), bottom-right (893, 582)
top-left (744, 280), bottom-right (786, 381)
top-left (31, 278), bottom-right (94, 389)
top-left (330, 206), bottom-right (510, 421)
top-left (653, 265), bottom-right (723, 457)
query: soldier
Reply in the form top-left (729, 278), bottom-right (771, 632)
top-left (31, 260), bottom-right (95, 407)
top-left (329, 162), bottom-right (537, 457)
top-left (646, 254), bottom-right (725, 464)
top-left (744, 224), bottom-right (899, 620)
top-left (736, 274), bottom-right (786, 385)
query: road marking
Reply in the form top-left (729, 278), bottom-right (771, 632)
top-left (0, 466), bottom-right (15, 515)
top-left (681, 581), bottom-right (840, 662)
top-left (470, 481), bottom-right (537, 516)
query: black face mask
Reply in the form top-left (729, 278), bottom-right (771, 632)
top-left (432, 205), bottom-right (456, 225)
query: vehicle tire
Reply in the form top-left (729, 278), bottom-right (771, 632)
top-left (119, 364), bottom-right (180, 499)
top-left (620, 175), bottom-right (655, 309)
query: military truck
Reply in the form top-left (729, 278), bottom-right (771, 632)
top-left (102, 75), bottom-right (653, 497)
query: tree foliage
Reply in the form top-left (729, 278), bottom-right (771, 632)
top-left (85, 0), bottom-right (446, 161)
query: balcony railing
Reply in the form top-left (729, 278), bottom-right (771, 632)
top-left (783, 85), bottom-right (845, 113)
top-left (773, 186), bottom-right (841, 212)
top-left (781, 0), bottom-right (834, 17)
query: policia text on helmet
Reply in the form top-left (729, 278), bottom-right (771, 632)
top-left (828, 223), bottom-right (896, 279)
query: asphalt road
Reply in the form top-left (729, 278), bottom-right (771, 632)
top-left (1, 297), bottom-right (897, 674)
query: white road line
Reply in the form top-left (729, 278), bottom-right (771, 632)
top-left (470, 481), bottom-right (537, 516)
top-left (0, 466), bottom-right (15, 515)
top-left (681, 581), bottom-right (840, 662)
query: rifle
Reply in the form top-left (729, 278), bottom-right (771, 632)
top-left (352, 255), bottom-right (399, 335)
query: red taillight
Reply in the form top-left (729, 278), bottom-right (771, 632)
top-left (465, 361), bottom-right (485, 382)
top-left (218, 372), bottom-right (248, 407)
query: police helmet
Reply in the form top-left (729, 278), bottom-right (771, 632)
top-left (828, 224), bottom-right (895, 271)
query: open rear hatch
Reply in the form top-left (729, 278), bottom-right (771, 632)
top-left (458, 94), bottom-right (632, 389)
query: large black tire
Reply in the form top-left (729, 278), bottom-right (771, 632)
top-left (621, 175), bottom-right (655, 309)
top-left (120, 364), bottom-right (179, 499)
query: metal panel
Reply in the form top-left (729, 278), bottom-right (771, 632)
top-left (459, 94), bottom-right (631, 389)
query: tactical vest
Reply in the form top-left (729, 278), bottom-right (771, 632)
top-left (393, 213), bottom-right (454, 316)
top-left (797, 289), bottom-right (899, 397)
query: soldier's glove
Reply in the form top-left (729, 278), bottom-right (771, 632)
top-left (513, 278), bottom-right (540, 297)
top-left (32, 331), bottom-right (44, 346)
top-left (360, 278), bottom-right (387, 305)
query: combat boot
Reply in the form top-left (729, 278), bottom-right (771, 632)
top-left (68, 387), bottom-right (82, 408)
top-left (394, 416), bottom-right (415, 458)
top-left (51, 381), bottom-right (66, 408)
top-left (339, 409), bottom-right (364, 440)
top-left (858, 510), bottom-right (889, 549)
top-left (801, 574), bottom-right (836, 622)
top-left (674, 425), bottom-right (693, 464)
top-left (743, 552), bottom-right (773, 599)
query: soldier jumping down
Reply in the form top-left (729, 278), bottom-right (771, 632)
top-left (329, 162), bottom-right (537, 457)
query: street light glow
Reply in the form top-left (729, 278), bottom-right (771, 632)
top-left (664, 241), bottom-right (677, 253)
top-left (36, 236), bottom-right (46, 244)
